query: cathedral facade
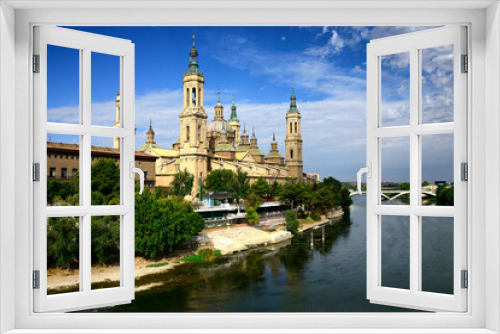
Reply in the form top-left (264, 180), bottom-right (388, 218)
top-left (134, 36), bottom-right (304, 197)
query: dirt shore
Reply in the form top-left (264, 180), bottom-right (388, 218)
top-left (47, 256), bottom-right (186, 293)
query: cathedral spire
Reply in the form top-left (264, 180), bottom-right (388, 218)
top-left (288, 85), bottom-right (299, 113)
top-left (187, 35), bottom-right (200, 75)
top-left (146, 117), bottom-right (156, 146)
top-left (251, 126), bottom-right (256, 140)
top-left (230, 95), bottom-right (239, 122)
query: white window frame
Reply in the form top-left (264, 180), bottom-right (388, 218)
top-left (366, 26), bottom-right (467, 312)
top-left (33, 25), bottom-right (136, 313)
top-left (1, 1), bottom-right (499, 333)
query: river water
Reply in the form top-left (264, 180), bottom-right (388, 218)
top-left (103, 195), bottom-right (453, 312)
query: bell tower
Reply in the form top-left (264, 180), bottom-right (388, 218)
top-left (285, 86), bottom-right (303, 179)
top-left (228, 96), bottom-right (240, 147)
top-left (179, 35), bottom-right (208, 198)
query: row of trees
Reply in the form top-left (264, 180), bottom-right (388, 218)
top-left (47, 158), bottom-right (205, 269)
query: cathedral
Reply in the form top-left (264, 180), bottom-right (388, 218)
top-left (118, 36), bottom-right (304, 198)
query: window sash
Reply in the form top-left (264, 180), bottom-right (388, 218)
top-left (33, 25), bottom-right (136, 313)
top-left (366, 26), bottom-right (467, 312)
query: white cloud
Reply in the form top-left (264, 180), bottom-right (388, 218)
top-left (281, 36), bottom-right (286, 41)
top-left (305, 30), bottom-right (345, 58)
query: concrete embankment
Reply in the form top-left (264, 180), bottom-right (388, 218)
top-left (204, 225), bottom-right (293, 255)
top-left (299, 211), bottom-right (345, 233)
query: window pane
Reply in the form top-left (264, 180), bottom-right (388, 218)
top-left (47, 45), bottom-right (80, 124)
top-left (381, 215), bottom-right (410, 290)
top-left (421, 45), bottom-right (454, 124)
top-left (421, 133), bottom-right (454, 206)
top-left (381, 52), bottom-right (410, 127)
top-left (381, 137), bottom-right (410, 205)
top-left (91, 136), bottom-right (120, 206)
top-left (91, 215), bottom-right (121, 290)
top-left (91, 52), bottom-right (121, 127)
top-left (47, 133), bottom-right (80, 206)
top-left (421, 216), bottom-right (454, 295)
top-left (47, 216), bottom-right (80, 295)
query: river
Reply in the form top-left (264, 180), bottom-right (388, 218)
top-left (99, 195), bottom-right (453, 312)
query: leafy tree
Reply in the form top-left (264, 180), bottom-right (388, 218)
top-left (230, 168), bottom-right (250, 213)
top-left (312, 187), bottom-right (335, 214)
top-left (436, 185), bottom-right (454, 206)
top-left (47, 179), bottom-right (78, 205)
top-left (250, 176), bottom-right (270, 199)
top-left (422, 181), bottom-right (430, 187)
top-left (285, 211), bottom-right (299, 235)
top-left (339, 188), bottom-right (353, 213)
top-left (135, 193), bottom-right (204, 258)
top-left (91, 158), bottom-right (120, 204)
top-left (280, 181), bottom-right (309, 211)
top-left (245, 205), bottom-right (260, 225)
top-left (171, 168), bottom-right (194, 197)
top-left (47, 217), bottom-right (79, 269)
top-left (91, 216), bottom-right (120, 266)
top-left (319, 176), bottom-right (342, 195)
top-left (204, 169), bottom-right (234, 193)
top-left (271, 181), bottom-right (284, 200)
top-left (247, 189), bottom-right (264, 208)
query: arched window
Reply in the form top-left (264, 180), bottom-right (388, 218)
top-left (295, 122), bottom-right (298, 133)
top-left (290, 149), bottom-right (294, 159)
top-left (290, 122), bottom-right (293, 134)
top-left (198, 125), bottom-right (201, 141)
top-left (186, 126), bottom-right (190, 142)
top-left (192, 88), bottom-right (196, 106)
top-left (186, 88), bottom-right (189, 107)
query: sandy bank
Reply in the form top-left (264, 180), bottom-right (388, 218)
top-left (205, 225), bottom-right (293, 255)
top-left (47, 256), bottom-right (186, 293)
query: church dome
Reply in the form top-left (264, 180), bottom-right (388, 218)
top-left (207, 119), bottom-right (235, 133)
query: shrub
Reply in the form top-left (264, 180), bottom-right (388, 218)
top-left (245, 205), bottom-right (260, 224)
top-left (310, 210), bottom-right (321, 221)
top-left (285, 210), bottom-right (299, 235)
top-left (297, 207), bottom-right (308, 219)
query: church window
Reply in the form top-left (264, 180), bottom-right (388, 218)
top-left (49, 167), bottom-right (56, 177)
top-left (186, 88), bottom-right (189, 107)
top-left (295, 122), bottom-right (297, 133)
top-left (290, 122), bottom-right (292, 134)
top-left (290, 149), bottom-right (294, 159)
top-left (198, 125), bottom-right (201, 141)
top-left (61, 168), bottom-right (68, 178)
top-left (186, 126), bottom-right (190, 141)
top-left (192, 87), bottom-right (196, 106)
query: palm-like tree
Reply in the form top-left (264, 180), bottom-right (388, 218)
top-left (171, 168), bottom-right (194, 197)
top-left (231, 168), bottom-right (250, 213)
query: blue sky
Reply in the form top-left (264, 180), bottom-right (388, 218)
top-left (47, 26), bottom-right (454, 183)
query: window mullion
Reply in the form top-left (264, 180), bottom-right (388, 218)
top-left (409, 47), bottom-right (420, 295)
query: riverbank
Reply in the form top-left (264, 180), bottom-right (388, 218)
top-left (204, 225), bottom-right (292, 255)
top-left (47, 255), bottom-right (189, 293)
top-left (298, 211), bottom-right (345, 233)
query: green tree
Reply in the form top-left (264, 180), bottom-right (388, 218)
top-left (135, 194), bottom-right (204, 258)
top-left (91, 216), bottom-right (120, 266)
top-left (436, 184), bottom-right (454, 206)
top-left (47, 178), bottom-right (78, 205)
top-left (339, 188), bottom-right (353, 213)
top-left (250, 176), bottom-right (270, 199)
top-left (280, 181), bottom-right (308, 211)
top-left (171, 168), bottom-right (194, 197)
top-left (247, 189), bottom-right (264, 208)
top-left (230, 168), bottom-right (250, 213)
top-left (312, 187), bottom-right (335, 214)
top-left (422, 181), bottom-right (430, 187)
top-left (285, 211), bottom-right (299, 235)
top-left (47, 217), bottom-right (79, 269)
top-left (204, 169), bottom-right (235, 193)
top-left (245, 205), bottom-right (260, 225)
top-left (271, 181), bottom-right (283, 200)
top-left (91, 158), bottom-right (120, 204)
